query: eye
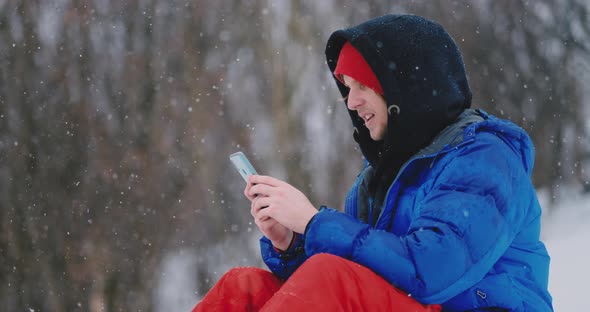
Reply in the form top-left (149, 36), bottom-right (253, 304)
top-left (358, 83), bottom-right (367, 91)
top-left (339, 75), bottom-right (350, 87)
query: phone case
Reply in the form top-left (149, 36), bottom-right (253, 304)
top-left (229, 152), bottom-right (258, 182)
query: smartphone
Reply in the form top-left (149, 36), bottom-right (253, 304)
top-left (229, 151), bottom-right (258, 183)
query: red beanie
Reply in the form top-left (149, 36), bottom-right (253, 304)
top-left (334, 42), bottom-right (383, 95)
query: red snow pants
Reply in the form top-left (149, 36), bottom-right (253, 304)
top-left (192, 253), bottom-right (441, 311)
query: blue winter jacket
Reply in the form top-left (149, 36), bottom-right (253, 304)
top-left (260, 110), bottom-right (553, 311)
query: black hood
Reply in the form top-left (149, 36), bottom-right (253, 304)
top-left (325, 14), bottom-right (472, 168)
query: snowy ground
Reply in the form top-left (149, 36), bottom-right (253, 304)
top-left (540, 187), bottom-right (590, 311)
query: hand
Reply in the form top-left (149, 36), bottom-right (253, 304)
top-left (248, 175), bottom-right (318, 234)
top-left (245, 178), bottom-right (293, 250)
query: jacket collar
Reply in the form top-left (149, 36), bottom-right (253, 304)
top-left (414, 109), bottom-right (486, 158)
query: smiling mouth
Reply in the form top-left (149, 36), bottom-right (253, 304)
top-left (362, 113), bottom-right (375, 124)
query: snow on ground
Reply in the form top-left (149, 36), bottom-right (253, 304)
top-left (540, 187), bottom-right (590, 311)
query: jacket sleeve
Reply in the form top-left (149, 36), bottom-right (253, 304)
top-left (260, 233), bottom-right (309, 280)
top-left (304, 139), bottom-right (530, 304)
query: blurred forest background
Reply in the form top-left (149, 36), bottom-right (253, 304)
top-left (1, 0), bottom-right (589, 311)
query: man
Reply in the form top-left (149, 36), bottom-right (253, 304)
top-left (193, 14), bottom-right (553, 311)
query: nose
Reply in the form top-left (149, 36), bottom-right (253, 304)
top-left (346, 88), bottom-right (363, 111)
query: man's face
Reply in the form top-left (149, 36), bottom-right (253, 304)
top-left (342, 74), bottom-right (388, 141)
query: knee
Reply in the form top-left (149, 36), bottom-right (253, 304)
top-left (222, 267), bottom-right (273, 283)
top-left (299, 253), bottom-right (349, 272)
top-left (218, 267), bottom-right (279, 293)
top-left (288, 254), bottom-right (354, 288)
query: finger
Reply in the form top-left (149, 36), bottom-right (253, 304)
top-left (249, 175), bottom-right (283, 187)
top-left (252, 201), bottom-right (273, 222)
top-left (244, 182), bottom-right (255, 201)
top-left (257, 216), bottom-right (276, 227)
top-left (254, 214), bottom-right (273, 229)
top-left (255, 214), bottom-right (269, 226)
top-left (250, 196), bottom-right (270, 218)
top-left (250, 199), bottom-right (257, 218)
top-left (249, 183), bottom-right (276, 198)
top-left (256, 204), bottom-right (273, 221)
top-left (252, 196), bottom-right (272, 213)
top-left (251, 196), bottom-right (262, 217)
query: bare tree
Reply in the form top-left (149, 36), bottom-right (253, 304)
top-left (0, 0), bottom-right (588, 310)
